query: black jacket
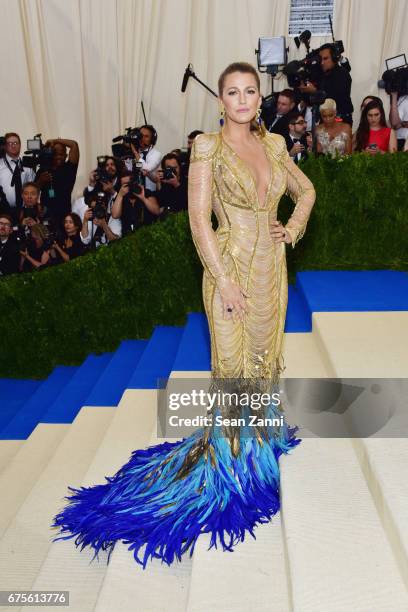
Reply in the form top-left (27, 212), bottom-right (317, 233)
top-left (0, 236), bottom-right (20, 276)
top-left (285, 133), bottom-right (309, 164)
top-left (319, 65), bottom-right (354, 118)
top-left (268, 115), bottom-right (290, 140)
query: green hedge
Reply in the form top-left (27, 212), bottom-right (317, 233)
top-left (1, 152), bottom-right (408, 379)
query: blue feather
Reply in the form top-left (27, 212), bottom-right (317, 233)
top-left (52, 401), bottom-right (300, 568)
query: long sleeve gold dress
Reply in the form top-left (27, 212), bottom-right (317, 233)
top-left (52, 129), bottom-right (315, 569)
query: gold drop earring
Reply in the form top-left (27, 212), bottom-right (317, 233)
top-left (255, 108), bottom-right (262, 126)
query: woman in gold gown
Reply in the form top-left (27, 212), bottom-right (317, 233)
top-left (53, 62), bottom-right (315, 568)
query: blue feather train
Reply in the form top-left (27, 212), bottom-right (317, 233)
top-left (52, 401), bottom-right (300, 568)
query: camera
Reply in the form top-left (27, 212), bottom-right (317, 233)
top-left (43, 230), bottom-right (57, 250)
top-left (14, 227), bottom-right (29, 251)
top-left (22, 134), bottom-right (53, 171)
top-left (127, 160), bottom-right (145, 196)
top-left (163, 167), bottom-right (176, 180)
top-left (283, 49), bottom-right (323, 89)
top-left (91, 192), bottom-right (108, 220)
top-left (22, 208), bottom-right (37, 221)
top-left (112, 127), bottom-right (142, 158)
top-left (379, 65), bottom-right (408, 96)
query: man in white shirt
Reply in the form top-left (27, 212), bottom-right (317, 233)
top-left (389, 92), bottom-right (408, 150)
top-left (0, 133), bottom-right (35, 223)
top-left (72, 189), bottom-right (121, 247)
top-left (130, 125), bottom-right (161, 192)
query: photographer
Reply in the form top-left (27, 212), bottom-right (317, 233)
top-left (36, 138), bottom-right (79, 230)
top-left (130, 125), bottom-right (162, 191)
top-left (300, 44), bottom-right (354, 125)
top-left (19, 223), bottom-right (50, 272)
top-left (0, 214), bottom-right (20, 276)
top-left (111, 174), bottom-right (160, 233)
top-left (154, 154), bottom-right (188, 215)
top-left (389, 92), bottom-right (408, 151)
top-left (0, 133), bottom-right (36, 224)
top-left (80, 190), bottom-right (121, 248)
top-left (49, 213), bottom-right (85, 264)
top-left (85, 155), bottom-right (122, 199)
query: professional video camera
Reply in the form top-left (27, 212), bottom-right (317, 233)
top-left (379, 65), bottom-right (408, 96)
top-left (111, 127), bottom-right (142, 158)
top-left (283, 48), bottom-right (323, 89)
top-left (22, 134), bottom-right (53, 171)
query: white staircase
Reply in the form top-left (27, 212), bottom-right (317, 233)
top-left (0, 313), bottom-right (407, 611)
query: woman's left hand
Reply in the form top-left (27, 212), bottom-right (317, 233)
top-left (270, 220), bottom-right (292, 244)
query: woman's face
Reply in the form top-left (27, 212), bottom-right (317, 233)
top-left (64, 216), bottom-right (77, 235)
top-left (219, 72), bottom-right (261, 127)
top-left (321, 110), bottom-right (336, 126)
top-left (367, 108), bottom-right (382, 127)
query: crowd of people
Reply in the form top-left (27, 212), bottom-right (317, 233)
top-left (0, 127), bottom-right (202, 276)
top-left (0, 42), bottom-right (407, 277)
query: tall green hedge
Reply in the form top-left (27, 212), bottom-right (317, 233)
top-left (1, 152), bottom-right (407, 379)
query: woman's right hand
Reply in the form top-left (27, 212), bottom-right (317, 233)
top-left (118, 183), bottom-right (130, 197)
top-left (217, 276), bottom-right (249, 322)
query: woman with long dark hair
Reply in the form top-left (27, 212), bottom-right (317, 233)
top-left (53, 62), bottom-right (315, 567)
top-left (354, 100), bottom-right (397, 153)
top-left (50, 212), bottom-right (85, 264)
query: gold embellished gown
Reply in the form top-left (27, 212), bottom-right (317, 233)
top-left (189, 129), bottom-right (315, 382)
top-left (52, 129), bottom-right (315, 568)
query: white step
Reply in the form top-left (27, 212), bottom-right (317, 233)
top-left (314, 311), bottom-right (408, 592)
top-left (0, 407), bottom-right (114, 591)
top-left (184, 331), bottom-right (330, 612)
top-left (32, 389), bottom-right (158, 612)
top-left (313, 311), bottom-right (408, 379)
top-left (94, 413), bottom-right (191, 612)
top-left (0, 440), bottom-right (22, 475)
top-left (0, 424), bottom-right (68, 537)
top-left (280, 437), bottom-right (408, 611)
top-left (186, 517), bottom-right (290, 612)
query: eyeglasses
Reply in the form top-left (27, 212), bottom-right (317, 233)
top-left (294, 120), bottom-right (306, 125)
top-left (6, 141), bottom-right (20, 146)
top-left (0, 221), bottom-right (12, 227)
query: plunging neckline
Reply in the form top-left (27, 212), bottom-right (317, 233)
top-left (220, 130), bottom-right (272, 210)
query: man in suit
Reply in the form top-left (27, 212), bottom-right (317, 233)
top-left (0, 213), bottom-right (20, 276)
top-left (266, 89), bottom-right (296, 140)
top-left (285, 111), bottom-right (311, 164)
